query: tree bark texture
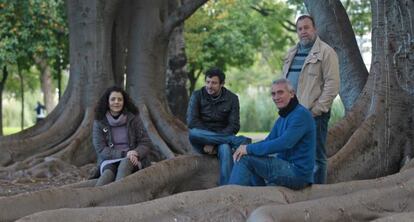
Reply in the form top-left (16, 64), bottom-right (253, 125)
top-left (1, 0), bottom-right (414, 221)
top-left (303, 0), bottom-right (414, 183)
top-left (0, 0), bottom-right (206, 178)
top-left (0, 156), bottom-right (218, 222)
top-left (166, 23), bottom-right (189, 122)
top-left (9, 163), bottom-right (414, 222)
top-left (0, 0), bottom-right (122, 176)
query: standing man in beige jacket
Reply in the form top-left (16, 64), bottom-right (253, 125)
top-left (282, 15), bottom-right (340, 184)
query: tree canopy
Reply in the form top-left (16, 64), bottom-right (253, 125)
top-left (185, 0), bottom-right (295, 93)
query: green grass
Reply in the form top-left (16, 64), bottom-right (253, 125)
top-left (238, 132), bottom-right (268, 142)
top-left (3, 127), bottom-right (22, 135)
top-left (238, 132), bottom-right (268, 137)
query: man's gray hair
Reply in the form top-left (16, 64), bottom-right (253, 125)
top-left (272, 78), bottom-right (295, 93)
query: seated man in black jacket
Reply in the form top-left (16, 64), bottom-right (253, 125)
top-left (187, 67), bottom-right (251, 185)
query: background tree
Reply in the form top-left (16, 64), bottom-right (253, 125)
top-left (29, 0), bottom-right (69, 113)
top-left (1, 0), bottom-right (414, 221)
top-left (0, 0), bottom-right (69, 132)
top-left (0, 1), bottom-right (36, 131)
top-left (185, 0), bottom-right (295, 94)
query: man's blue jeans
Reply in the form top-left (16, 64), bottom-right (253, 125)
top-left (188, 128), bottom-right (250, 185)
top-left (313, 111), bottom-right (330, 184)
top-left (228, 155), bottom-right (310, 190)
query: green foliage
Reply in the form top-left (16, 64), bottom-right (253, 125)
top-left (238, 90), bottom-right (345, 132)
top-left (226, 54), bottom-right (283, 93)
top-left (3, 127), bottom-right (21, 135)
top-left (0, 0), bottom-right (68, 90)
top-left (342, 0), bottom-right (371, 37)
top-left (185, 0), bottom-right (295, 93)
top-left (2, 90), bottom-right (41, 128)
top-left (4, 66), bottom-right (39, 97)
top-left (328, 96), bottom-right (345, 128)
top-left (286, 0), bottom-right (371, 37)
top-left (239, 88), bottom-right (277, 132)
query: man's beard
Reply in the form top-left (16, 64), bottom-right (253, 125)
top-left (300, 35), bottom-right (316, 47)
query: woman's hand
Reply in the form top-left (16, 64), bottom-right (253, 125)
top-left (126, 150), bottom-right (140, 167)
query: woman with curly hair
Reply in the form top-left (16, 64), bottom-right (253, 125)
top-left (93, 86), bottom-right (152, 186)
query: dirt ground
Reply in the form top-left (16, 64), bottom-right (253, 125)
top-left (0, 176), bottom-right (85, 196)
top-left (0, 164), bottom-right (95, 197)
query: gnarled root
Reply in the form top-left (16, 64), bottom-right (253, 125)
top-left (0, 155), bottom-right (218, 222)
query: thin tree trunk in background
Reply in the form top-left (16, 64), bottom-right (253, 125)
top-left (0, 66), bottom-right (8, 136)
top-left (188, 68), bottom-right (202, 95)
top-left (18, 68), bottom-right (24, 131)
top-left (35, 56), bottom-right (55, 113)
top-left (56, 54), bottom-right (62, 101)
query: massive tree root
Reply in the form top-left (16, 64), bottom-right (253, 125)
top-left (5, 157), bottom-right (414, 221)
top-left (0, 155), bottom-right (218, 222)
top-left (1, 0), bottom-right (414, 221)
top-left (13, 167), bottom-right (414, 222)
top-left (248, 178), bottom-right (414, 221)
top-left (0, 0), bottom-right (207, 183)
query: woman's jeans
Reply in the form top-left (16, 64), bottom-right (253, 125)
top-left (228, 155), bottom-right (310, 190)
top-left (188, 128), bottom-right (251, 185)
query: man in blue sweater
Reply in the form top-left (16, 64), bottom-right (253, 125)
top-left (229, 79), bottom-right (316, 189)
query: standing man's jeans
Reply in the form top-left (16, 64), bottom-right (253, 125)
top-left (313, 111), bottom-right (330, 184)
top-left (228, 155), bottom-right (310, 190)
top-left (188, 128), bottom-right (251, 185)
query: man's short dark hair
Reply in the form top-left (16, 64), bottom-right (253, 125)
top-left (205, 67), bottom-right (225, 84)
top-left (296, 15), bottom-right (315, 28)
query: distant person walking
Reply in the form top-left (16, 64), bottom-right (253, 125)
top-left (34, 101), bottom-right (46, 123)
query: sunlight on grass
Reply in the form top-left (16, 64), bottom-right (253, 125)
top-left (238, 132), bottom-right (268, 142)
top-left (328, 96), bottom-right (345, 128)
top-left (3, 127), bottom-right (22, 135)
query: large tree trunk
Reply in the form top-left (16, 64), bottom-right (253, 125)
top-left (125, 0), bottom-right (206, 156)
top-left (2, 0), bottom-right (414, 221)
top-left (166, 23), bottom-right (189, 122)
top-left (0, 0), bottom-right (207, 182)
top-left (321, 0), bottom-right (414, 183)
top-left (0, 0), bottom-right (121, 175)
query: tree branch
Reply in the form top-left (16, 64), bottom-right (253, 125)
top-left (280, 20), bottom-right (296, 33)
top-left (249, 5), bottom-right (275, 17)
top-left (163, 0), bottom-right (208, 37)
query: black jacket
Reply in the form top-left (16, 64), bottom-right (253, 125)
top-left (186, 87), bottom-right (240, 135)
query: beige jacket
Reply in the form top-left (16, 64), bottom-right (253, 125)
top-left (282, 36), bottom-right (340, 116)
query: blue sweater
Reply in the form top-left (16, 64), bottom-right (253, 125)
top-left (246, 104), bottom-right (316, 183)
